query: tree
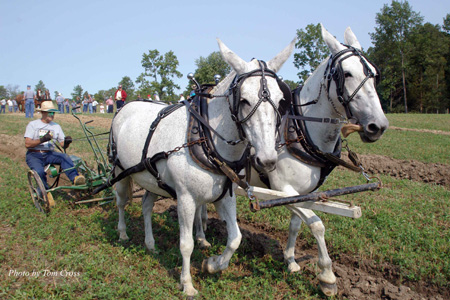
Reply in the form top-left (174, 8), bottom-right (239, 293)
top-left (0, 85), bottom-right (7, 99)
top-left (283, 79), bottom-right (300, 91)
top-left (35, 80), bottom-right (47, 92)
top-left (137, 49), bottom-right (182, 102)
top-left (443, 13), bottom-right (450, 34)
top-left (71, 85), bottom-right (83, 101)
top-left (407, 23), bottom-right (449, 112)
top-left (195, 51), bottom-right (231, 85)
top-left (370, 1), bottom-right (423, 113)
top-left (54, 91), bottom-right (59, 99)
top-left (293, 23), bottom-right (330, 83)
top-left (6, 84), bottom-right (20, 99)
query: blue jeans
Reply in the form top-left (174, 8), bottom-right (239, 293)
top-left (65, 105), bottom-right (70, 113)
top-left (25, 99), bottom-right (34, 118)
top-left (0, 105), bottom-right (5, 113)
top-left (88, 103), bottom-right (93, 113)
top-left (57, 103), bottom-right (64, 113)
top-left (14, 106), bottom-right (18, 112)
top-left (26, 151), bottom-right (79, 189)
top-left (83, 104), bottom-right (87, 113)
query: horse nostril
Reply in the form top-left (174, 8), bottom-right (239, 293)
top-left (367, 123), bottom-right (380, 134)
top-left (255, 156), bottom-right (276, 171)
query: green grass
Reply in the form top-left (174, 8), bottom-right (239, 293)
top-left (344, 127), bottom-right (450, 165)
top-left (1, 112), bottom-right (449, 298)
top-left (386, 113), bottom-right (450, 131)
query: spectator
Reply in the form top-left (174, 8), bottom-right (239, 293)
top-left (64, 98), bottom-right (70, 113)
top-left (7, 99), bottom-right (13, 113)
top-left (106, 96), bottom-right (114, 113)
top-left (179, 94), bottom-right (185, 102)
top-left (92, 98), bottom-right (98, 113)
top-left (71, 100), bottom-right (77, 113)
top-left (99, 102), bottom-right (105, 113)
top-left (24, 101), bottom-right (85, 195)
top-left (154, 93), bottom-right (160, 101)
top-left (12, 99), bottom-right (18, 112)
top-left (0, 99), bottom-right (6, 114)
top-left (23, 85), bottom-right (36, 118)
top-left (147, 94), bottom-right (152, 100)
top-left (82, 95), bottom-right (88, 113)
top-left (56, 93), bottom-right (64, 113)
top-left (136, 94), bottom-right (143, 100)
top-left (88, 94), bottom-right (93, 114)
top-left (114, 85), bottom-right (127, 111)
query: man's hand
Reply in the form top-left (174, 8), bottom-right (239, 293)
top-left (63, 136), bottom-right (72, 149)
top-left (39, 131), bottom-right (52, 143)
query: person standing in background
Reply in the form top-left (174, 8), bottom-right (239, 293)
top-left (7, 99), bottom-right (13, 113)
top-left (12, 99), bottom-right (18, 112)
top-left (56, 93), bottom-right (64, 114)
top-left (64, 98), bottom-right (70, 113)
top-left (88, 94), bottom-right (93, 114)
top-left (106, 96), bottom-right (114, 113)
top-left (114, 85), bottom-right (127, 111)
top-left (0, 99), bottom-right (6, 113)
top-left (23, 85), bottom-right (36, 118)
top-left (92, 98), bottom-right (98, 113)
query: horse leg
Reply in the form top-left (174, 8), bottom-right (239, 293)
top-left (194, 205), bottom-right (211, 249)
top-left (288, 205), bottom-right (337, 296)
top-left (283, 212), bottom-right (302, 273)
top-left (177, 194), bottom-right (198, 297)
top-left (141, 191), bottom-right (157, 252)
top-left (202, 195), bottom-right (241, 274)
top-left (115, 177), bottom-right (132, 241)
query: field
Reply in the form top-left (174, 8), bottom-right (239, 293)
top-left (0, 112), bottom-right (449, 299)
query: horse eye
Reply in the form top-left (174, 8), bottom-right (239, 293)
top-left (344, 72), bottom-right (352, 78)
top-left (240, 98), bottom-right (251, 106)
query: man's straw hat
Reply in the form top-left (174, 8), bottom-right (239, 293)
top-left (37, 101), bottom-right (59, 112)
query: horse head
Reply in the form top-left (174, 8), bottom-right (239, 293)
top-left (321, 24), bottom-right (389, 143)
top-left (217, 39), bottom-right (295, 172)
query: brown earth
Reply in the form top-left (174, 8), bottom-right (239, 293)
top-left (2, 121), bottom-right (449, 299)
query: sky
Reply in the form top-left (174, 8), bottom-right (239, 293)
top-left (1, 0), bottom-right (449, 99)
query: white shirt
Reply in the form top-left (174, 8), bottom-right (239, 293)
top-left (116, 90), bottom-right (122, 100)
top-left (0, 99), bottom-right (6, 105)
top-left (92, 100), bottom-right (98, 107)
top-left (7, 100), bottom-right (13, 106)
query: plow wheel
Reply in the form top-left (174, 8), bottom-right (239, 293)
top-left (27, 170), bottom-right (51, 214)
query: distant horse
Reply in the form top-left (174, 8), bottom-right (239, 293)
top-left (17, 89), bottom-right (50, 112)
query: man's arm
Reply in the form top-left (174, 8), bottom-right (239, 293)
top-left (25, 137), bottom-right (43, 148)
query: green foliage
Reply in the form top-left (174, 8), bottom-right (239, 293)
top-left (0, 85), bottom-right (7, 99)
top-left (71, 85), bottom-right (83, 101)
top-left (136, 49), bottom-right (182, 102)
top-left (293, 23), bottom-right (330, 83)
top-left (283, 79), bottom-right (299, 91)
top-left (34, 80), bottom-right (47, 93)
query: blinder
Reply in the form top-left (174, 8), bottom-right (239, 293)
top-left (325, 45), bottom-right (381, 119)
top-left (230, 60), bottom-right (292, 140)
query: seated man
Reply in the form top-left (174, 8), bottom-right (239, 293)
top-left (24, 101), bottom-right (85, 193)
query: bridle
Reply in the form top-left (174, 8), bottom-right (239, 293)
top-left (324, 44), bottom-right (380, 121)
top-left (228, 60), bottom-right (292, 141)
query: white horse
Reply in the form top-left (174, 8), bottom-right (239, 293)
top-left (259, 25), bottom-right (388, 296)
top-left (196, 24), bottom-right (389, 296)
top-left (112, 38), bottom-right (295, 297)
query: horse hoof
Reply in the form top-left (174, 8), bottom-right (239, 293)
top-left (197, 238), bottom-right (211, 249)
top-left (118, 232), bottom-right (129, 241)
top-left (287, 261), bottom-right (301, 273)
top-left (319, 281), bottom-right (337, 297)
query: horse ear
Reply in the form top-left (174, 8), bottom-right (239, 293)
top-left (344, 27), bottom-right (362, 50)
top-left (321, 23), bottom-right (345, 55)
top-left (217, 38), bottom-right (247, 74)
top-left (267, 38), bottom-right (296, 73)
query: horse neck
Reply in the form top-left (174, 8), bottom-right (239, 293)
top-left (207, 71), bottom-right (246, 161)
top-left (301, 60), bottom-right (344, 153)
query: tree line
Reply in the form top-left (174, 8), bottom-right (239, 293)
top-left (294, 1), bottom-right (450, 114)
top-left (1, 1), bottom-right (447, 113)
